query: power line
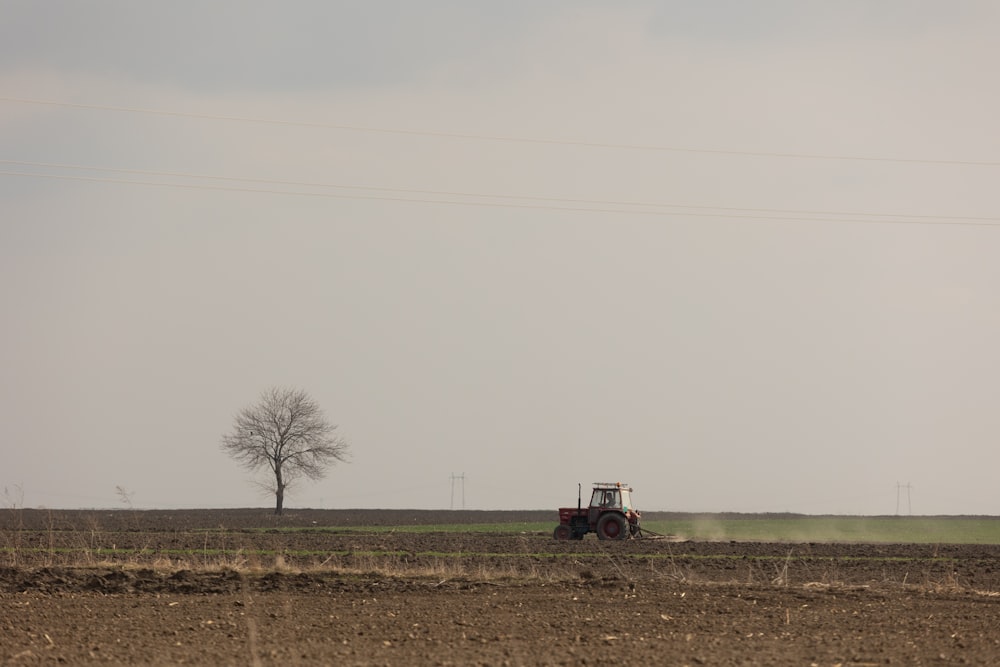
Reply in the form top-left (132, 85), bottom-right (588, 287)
top-left (3, 96), bottom-right (999, 168)
top-left (3, 168), bottom-right (998, 227)
top-left (3, 160), bottom-right (999, 227)
top-left (3, 158), bottom-right (999, 224)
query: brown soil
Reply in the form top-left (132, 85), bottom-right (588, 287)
top-left (2, 509), bottom-right (999, 665)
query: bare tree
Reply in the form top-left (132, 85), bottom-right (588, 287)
top-left (221, 387), bottom-right (349, 515)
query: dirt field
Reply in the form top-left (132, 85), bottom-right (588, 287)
top-left (2, 509), bottom-right (1000, 665)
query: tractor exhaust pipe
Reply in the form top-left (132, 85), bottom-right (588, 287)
top-left (577, 483), bottom-right (582, 513)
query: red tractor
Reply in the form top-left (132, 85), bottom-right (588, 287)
top-left (553, 482), bottom-right (642, 540)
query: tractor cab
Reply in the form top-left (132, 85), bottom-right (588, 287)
top-left (592, 487), bottom-right (619, 508)
top-left (590, 485), bottom-right (633, 511)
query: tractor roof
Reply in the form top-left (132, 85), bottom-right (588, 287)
top-left (593, 482), bottom-right (631, 490)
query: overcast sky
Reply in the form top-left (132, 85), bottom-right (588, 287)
top-left (3, 2), bottom-right (999, 515)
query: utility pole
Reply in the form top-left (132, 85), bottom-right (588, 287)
top-left (896, 482), bottom-right (912, 515)
top-left (450, 472), bottom-right (465, 510)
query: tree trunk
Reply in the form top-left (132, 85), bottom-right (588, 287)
top-left (274, 466), bottom-right (284, 515)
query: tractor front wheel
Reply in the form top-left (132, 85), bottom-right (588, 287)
top-left (553, 525), bottom-right (572, 540)
top-left (596, 513), bottom-right (629, 540)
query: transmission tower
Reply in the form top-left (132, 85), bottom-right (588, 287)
top-left (896, 482), bottom-right (912, 515)
top-left (450, 472), bottom-right (465, 510)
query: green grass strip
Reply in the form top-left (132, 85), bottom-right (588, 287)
top-left (198, 517), bottom-right (1000, 544)
top-left (641, 517), bottom-right (1000, 544)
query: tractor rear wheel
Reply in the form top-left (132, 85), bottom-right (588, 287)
top-left (553, 525), bottom-right (572, 540)
top-left (596, 513), bottom-right (628, 540)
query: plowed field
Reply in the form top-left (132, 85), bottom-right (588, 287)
top-left (3, 509), bottom-right (999, 665)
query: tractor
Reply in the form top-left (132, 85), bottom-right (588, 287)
top-left (553, 482), bottom-right (642, 540)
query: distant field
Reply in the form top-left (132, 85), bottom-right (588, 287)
top-left (5, 508), bottom-right (1000, 544)
top-left (641, 515), bottom-right (1000, 544)
top-left (288, 515), bottom-right (1000, 544)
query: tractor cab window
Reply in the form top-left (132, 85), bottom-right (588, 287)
top-left (591, 488), bottom-right (620, 509)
